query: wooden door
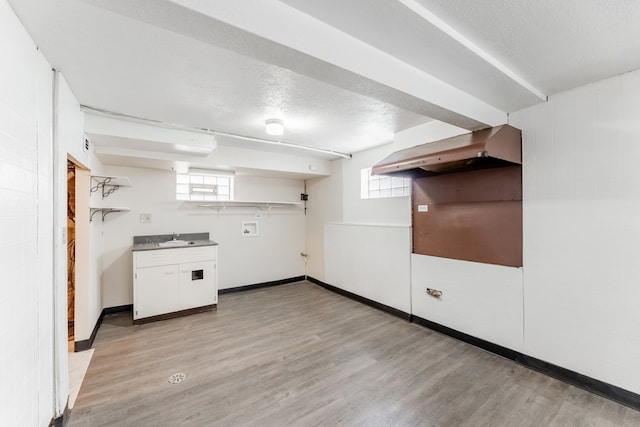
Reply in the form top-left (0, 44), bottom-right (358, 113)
top-left (67, 161), bottom-right (76, 349)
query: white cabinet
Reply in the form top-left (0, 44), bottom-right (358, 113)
top-left (135, 264), bottom-right (181, 319)
top-left (133, 245), bottom-right (217, 322)
top-left (179, 261), bottom-right (217, 310)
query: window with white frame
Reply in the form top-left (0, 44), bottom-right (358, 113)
top-left (176, 170), bottom-right (234, 201)
top-left (361, 167), bottom-right (411, 199)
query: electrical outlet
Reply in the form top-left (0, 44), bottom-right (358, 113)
top-left (140, 213), bottom-right (152, 223)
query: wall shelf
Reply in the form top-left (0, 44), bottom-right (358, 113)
top-left (90, 207), bottom-right (130, 222)
top-left (195, 200), bottom-right (303, 211)
top-left (90, 175), bottom-right (131, 199)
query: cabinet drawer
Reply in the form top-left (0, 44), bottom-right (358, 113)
top-left (134, 246), bottom-right (216, 268)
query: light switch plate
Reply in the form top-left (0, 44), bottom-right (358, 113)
top-left (140, 213), bottom-right (152, 223)
top-left (418, 205), bottom-right (429, 212)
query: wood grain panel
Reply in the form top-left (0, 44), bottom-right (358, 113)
top-left (412, 166), bottom-right (522, 267)
top-left (413, 166), bottom-right (522, 204)
top-left (412, 201), bottom-right (523, 267)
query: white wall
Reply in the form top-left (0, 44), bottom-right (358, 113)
top-left (95, 165), bottom-right (306, 307)
top-left (52, 73), bottom-right (87, 413)
top-left (342, 144), bottom-right (411, 226)
top-left (510, 69), bottom-right (640, 394)
top-left (411, 255), bottom-right (524, 351)
top-left (306, 141), bottom-right (412, 309)
top-left (325, 223), bottom-right (411, 312)
top-left (89, 156), bottom-right (106, 334)
top-left (0, 1), bottom-right (56, 424)
top-left (304, 160), bottom-right (343, 280)
top-left (73, 168), bottom-right (94, 341)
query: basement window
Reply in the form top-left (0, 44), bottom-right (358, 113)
top-left (176, 171), bottom-right (234, 201)
top-left (361, 167), bottom-right (411, 199)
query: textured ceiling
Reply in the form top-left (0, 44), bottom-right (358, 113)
top-left (417, 0), bottom-right (640, 95)
top-left (279, 0), bottom-right (542, 112)
top-left (7, 0), bottom-right (640, 172)
top-left (8, 0), bottom-right (430, 154)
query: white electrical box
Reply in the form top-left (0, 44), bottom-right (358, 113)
top-left (242, 221), bottom-right (259, 237)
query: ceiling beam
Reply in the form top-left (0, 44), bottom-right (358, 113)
top-left (170, 0), bottom-right (507, 129)
top-left (397, 0), bottom-right (547, 102)
top-left (86, 0), bottom-right (508, 130)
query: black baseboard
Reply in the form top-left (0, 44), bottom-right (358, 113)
top-left (49, 399), bottom-right (69, 427)
top-left (75, 305), bottom-right (133, 352)
top-left (517, 354), bottom-right (640, 410)
top-left (133, 304), bottom-right (215, 325)
top-left (412, 315), bottom-right (640, 410)
top-left (411, 315), bottom-right (519, 361)
top-left (219, 276), bottom-right (306, 294)
top-left (306, 276), bottom-right (411, 322)
top-left (104, 304), bottom-right (133, 315)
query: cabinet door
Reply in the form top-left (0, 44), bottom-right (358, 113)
top-left (134, 264), bottom-right (181, 319)
top-left (179, 261), bottom-right (217, 310)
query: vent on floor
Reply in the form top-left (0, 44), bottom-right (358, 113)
top-left (168, 373), bottom-right (186, 384)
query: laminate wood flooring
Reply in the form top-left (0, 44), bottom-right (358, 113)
top-left (69, 281), bottom-right (640, 426)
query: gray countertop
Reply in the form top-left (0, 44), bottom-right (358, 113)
top-left (132, 232), bottom-right (218, 252)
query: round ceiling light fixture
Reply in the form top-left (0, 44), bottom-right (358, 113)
top-left (265, 118), bottom-right (284, 136)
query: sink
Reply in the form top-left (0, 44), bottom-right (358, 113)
top-left (158, 240), bottom-right (189, 247)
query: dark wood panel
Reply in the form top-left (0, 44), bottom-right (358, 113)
top-left (413, 165), bottom-right (522, 205)
top-left (412, 201), bottom-right (523, 267)
top-left (412, 165), bottom-right (522, 267)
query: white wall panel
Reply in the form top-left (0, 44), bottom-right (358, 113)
top-left (35, 52), bottom-right (55, 427)
top-left (411, 254), bottom-right (523, 351)
top-left (51, 72), bottom-right (84, 415)
top-left (342, 144), bottom-right (411, 226)
top-left (511, 69), bottom-right (640, 394)
top-left (324, 223), bottom-right (411, 313)
top-left (0, 0), bottom-right (57, 423)
top-left (304, 160), bottom-right (343, 281)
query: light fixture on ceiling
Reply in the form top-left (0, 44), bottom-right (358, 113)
top-left (265, 118), bottom-right (284, 136)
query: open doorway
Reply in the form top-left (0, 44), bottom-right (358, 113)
top-left (66, 157), bottom-right (93, 409)
top-left (67, 161), bottom-right (76, 351)
top-left (66, 158), bottom-right (91, 350)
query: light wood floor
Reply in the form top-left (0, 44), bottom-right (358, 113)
top-left (69, 349), bottom-right (94, 409)
top-left (69, 281), bottom-right (640, 426)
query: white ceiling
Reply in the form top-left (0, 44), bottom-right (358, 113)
top-left (8, 0), bottom-right (640, 172)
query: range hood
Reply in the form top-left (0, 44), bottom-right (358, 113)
top-left (372, 124), bottom-right (521, 177)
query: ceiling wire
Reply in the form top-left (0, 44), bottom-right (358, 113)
top-left (80, 105), bottom-right (352, 159)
